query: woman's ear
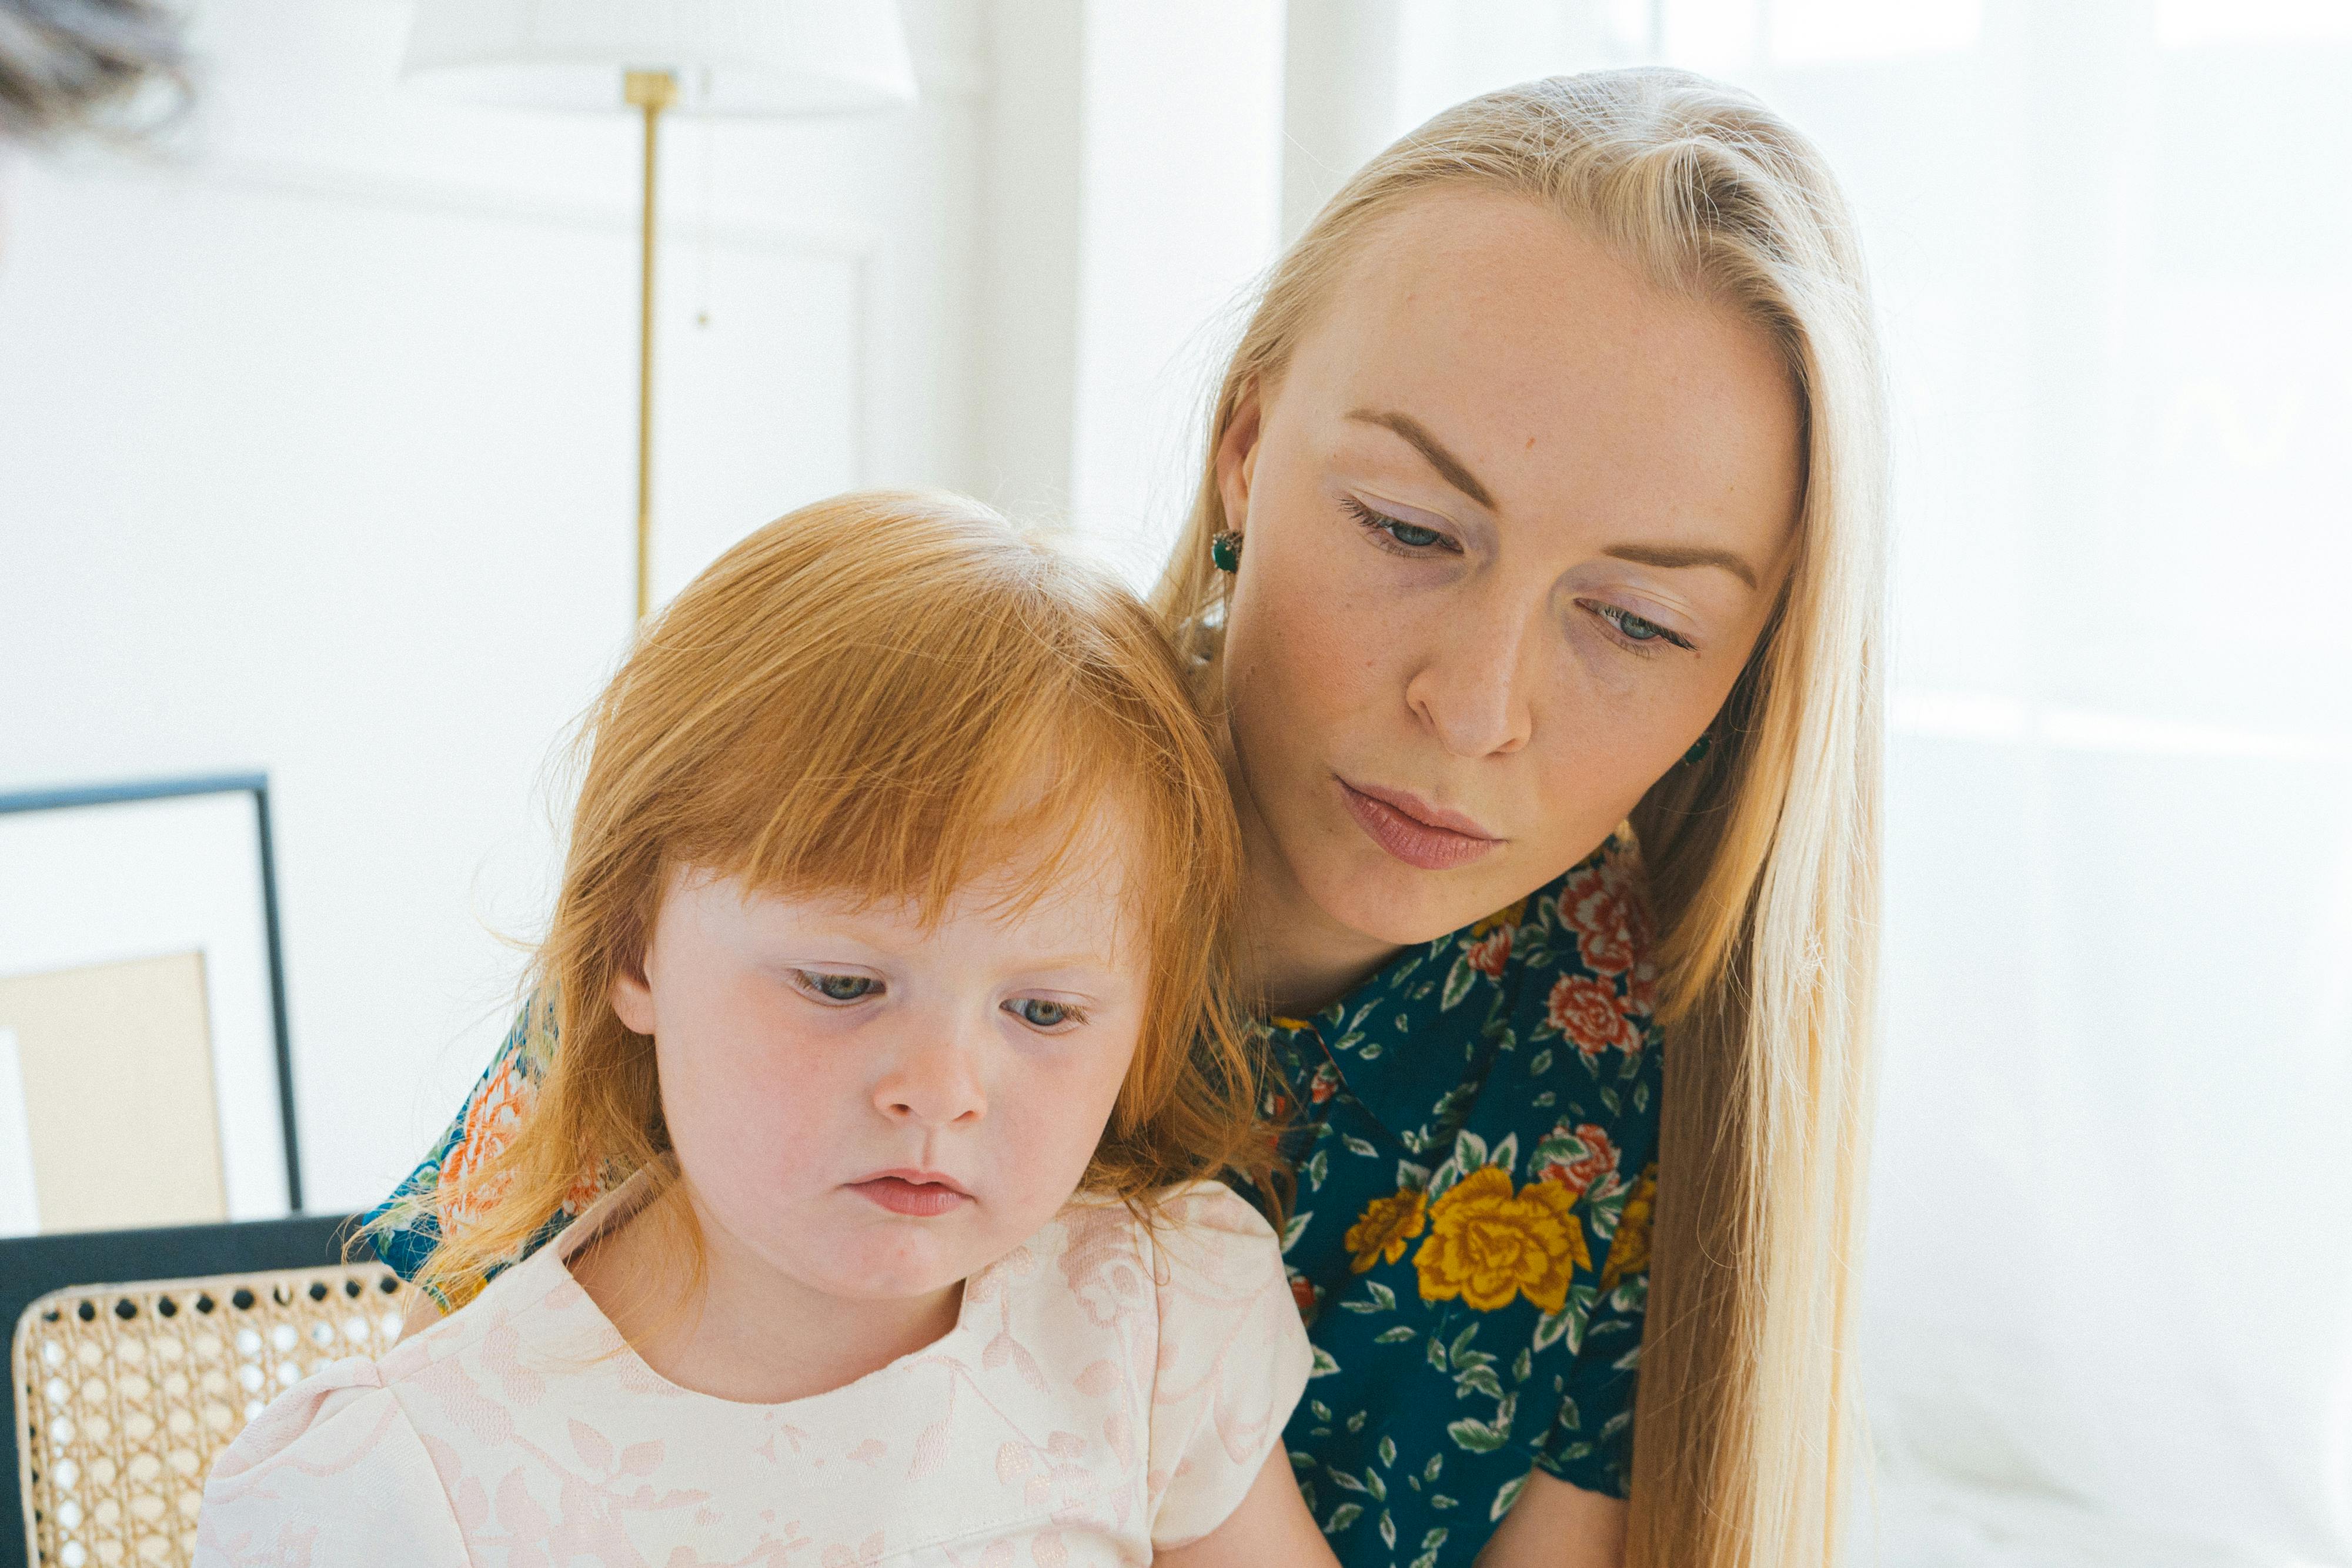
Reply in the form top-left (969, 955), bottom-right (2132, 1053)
top-left (1215, 380), bottom-right (1265, 531)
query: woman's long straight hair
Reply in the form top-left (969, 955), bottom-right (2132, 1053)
top-left (1154, 70), bottom-right (1887, 1567)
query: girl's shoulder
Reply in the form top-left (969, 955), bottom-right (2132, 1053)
top-left (1024, 1181), bottom-right (1287, 1328)
top-left (1045, 1183), bottom-right (1311, 1550)
top-left (196, 1356), bottom-right (470, 1564)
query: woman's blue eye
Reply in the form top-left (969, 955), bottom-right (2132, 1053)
top-left (804, 972), bottom-right (878, 1002)
top-left (1594, 603), bottom-right (1690, 650)
top-left (1342, 497), bottom-right (1454, 553)
top-left (1388, 519), bottom-right (1444, 548)
top-left (1010, 998), bottom-right (1077, 1029)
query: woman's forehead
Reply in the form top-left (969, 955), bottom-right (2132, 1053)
top-left (1282, 188), bottom-right (1805, 558)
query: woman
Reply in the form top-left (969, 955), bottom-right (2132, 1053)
top-left (370, 69), bottom-right (1885, 1568)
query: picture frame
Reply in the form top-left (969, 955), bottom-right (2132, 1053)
top-left (0, 775), bottom-right (301, 1233)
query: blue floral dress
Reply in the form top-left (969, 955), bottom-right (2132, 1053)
top-left (365, 832), bottom-right (1663, 1568)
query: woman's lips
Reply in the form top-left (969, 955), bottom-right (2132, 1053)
top-left (847, 1174), bottom-right (973, 1218)
top-left (1338, 778), bottom-right (1504, 872)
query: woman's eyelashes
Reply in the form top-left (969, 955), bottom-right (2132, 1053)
top-left (1342, 495), bottom-right (1459, 556)
top-left (1584, 600), bottom-right (1696, 656)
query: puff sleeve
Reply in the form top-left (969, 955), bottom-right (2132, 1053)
top-left (195, 1359), bottom-right (468, 1567)
top-left (1143, 1182), bottom-right (1315, 1549)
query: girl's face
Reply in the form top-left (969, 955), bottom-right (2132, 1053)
top-left (1217, 189), bottom-right (1805, 967)
top-left (610, 829), bottom-right (1146, 1308)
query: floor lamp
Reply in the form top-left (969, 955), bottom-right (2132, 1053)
top-left (400, 1), bottom-right (918, 619)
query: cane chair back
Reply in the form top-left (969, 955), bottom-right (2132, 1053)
top-left (12, 1262), bottom-right (410, 1568)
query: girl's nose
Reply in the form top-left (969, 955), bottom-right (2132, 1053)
top-left (873, 1035), bottom-right (987, 1128)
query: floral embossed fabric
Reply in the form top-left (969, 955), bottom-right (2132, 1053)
top-left (200, 1178), bottom-right (1309, 1567)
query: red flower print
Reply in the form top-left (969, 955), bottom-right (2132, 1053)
top-left (1546, 974), bottom-right (1641, 1058)
top-left (1561, 866), bottom-right (1637, 977)
top-left (1465, 926), bottom-right (1512, 978)
top-left (1540, 1122), bottom-right (1624, 1199)
top-left (1290, 1274), bottom-right (1319, 1323)
top-left (1308, 1064), bottom-right (1340, 1104)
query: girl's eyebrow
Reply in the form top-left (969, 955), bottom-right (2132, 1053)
top-left (1347, 407), bottom-right (1495, 509)
top-left (1603, 542), bottom-right (1760, 590)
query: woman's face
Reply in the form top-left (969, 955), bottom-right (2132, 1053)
top-left (1217, 189), bottom-right (1805, 964)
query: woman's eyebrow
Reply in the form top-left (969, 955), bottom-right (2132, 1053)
top-left (1602, 543), bottom-right (1760, 590)
top-left (1346, 408), bottom-right (1495, 509)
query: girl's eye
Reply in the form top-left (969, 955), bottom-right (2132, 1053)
top-left (1342, 497), bottom-right (1457, 555)
top-left (1007, 997), bottom-right (1084, 1030)
top-left (798, 971), bottom-right (880, 1003)
top-left (1589, 602), bottom-right (1694, 654)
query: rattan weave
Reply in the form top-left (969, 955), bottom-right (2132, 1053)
top-left (12, 1262), bottom-right (411, 1568)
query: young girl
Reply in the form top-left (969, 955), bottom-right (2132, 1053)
top-left (196, 492), bottom-right (1335, 1566)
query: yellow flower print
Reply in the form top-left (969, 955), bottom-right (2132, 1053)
top-left (1414, 1166), bottom-right (1592, 1314)
top-left (1343, 1187), bottom-right (1429, 1273)
top-left (1269, 1015), bottom-right (1314, 1032)
top-left (1601, 1164), bottom-right (1658, 1295)
top-left (1468, 898), bottom-right (1527, 939)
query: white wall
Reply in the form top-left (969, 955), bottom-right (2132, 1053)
top-left (974, 0), bottom-right (1288, 589)
top-left (0, 0), bottom-right (988, 1213)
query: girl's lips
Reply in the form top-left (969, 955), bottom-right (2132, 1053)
top-left (1338, 778), bottom-right (1505, 872)
top-left (847, 1176), bottom-right (973, 1218)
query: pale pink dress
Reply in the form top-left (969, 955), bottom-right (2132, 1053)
top-left (194, 1178), bottom-right (1311, 1567)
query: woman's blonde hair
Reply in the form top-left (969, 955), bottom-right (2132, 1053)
top-left (407, 490), bottom-right (1274, 1309)
top-left (1154, 69), bottom-right (1886, 1568)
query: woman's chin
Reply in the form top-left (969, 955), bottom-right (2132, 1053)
top-left (1308, 851), bottom-right (1524, 950)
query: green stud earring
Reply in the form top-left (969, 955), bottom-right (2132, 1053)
top-left (1683, 732), bottom-right (1713, 766)
top-left (1210, 530), bottom-right (1243, 573)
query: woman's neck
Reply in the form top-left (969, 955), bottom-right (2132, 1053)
top-left (570, 1182), bottom-right (962, 1406)
top-left (1224, 740), bottom-right (1405, 1017)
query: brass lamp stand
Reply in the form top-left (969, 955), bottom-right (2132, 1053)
top-left (624, 69), bottom-right (677, 621)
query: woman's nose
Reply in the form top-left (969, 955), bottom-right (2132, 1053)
top-left (873, 1034), bottom-right (988, 1128)
top-left (1404, 616), bottom-right (1536, 758)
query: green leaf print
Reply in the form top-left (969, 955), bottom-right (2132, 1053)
top-left (1304, 1148), bottom-right (1329, 1190)
top-left (1532, 1308), bottom-right (1572, 1354)
top-left (1329, 1470), bottom-right (1368, 1494)
top-left (1485, 1131), bottom-right (1518, 1176)
top-left (1281, 1210), bottom-right (1314, 1253)
top-left (1375, 1325), bottom-right (1416, 1343)
top-left (1446, 1417), bottom-right (1509, 1453)
top-left (1378, 1435), bottom-right (1397, 1467)
top-left (1512, 1346), bottom-right (1532, 1384)
top-left (1396, 1159), bottom-right (1432, 1190)
top-left (1440, 953), bottom-right (1476, 1010)
top-left (1529, 1047), bottom-right (1553, 1076)
top-left (1448, 1323), bottom-right (1481, 1370)
top-left (1309, 1345), bottom-right (1341, 1379)
top-left (1339, 1279), bottom-right (1396, 1315)
top-left (1424, 1455), bottom-right (1444, 1483)
top-left (1342, 1134), bottom-right (1378, 1157)
top-left (1455, 1365), bottom-right (1505, 1400)
top-left (1379, 1509), bottom-right (1398, 1549)
top-left (1366, 1469), bottom-right (1387, 1502)
top-left (1489, 1470), bottom-right (1528, 1522)
top-left (1325, 1502), bottom-right (1364, 1535)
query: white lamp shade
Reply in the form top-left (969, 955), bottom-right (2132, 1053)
top-left (401, 0), bottom-right (918, 116)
